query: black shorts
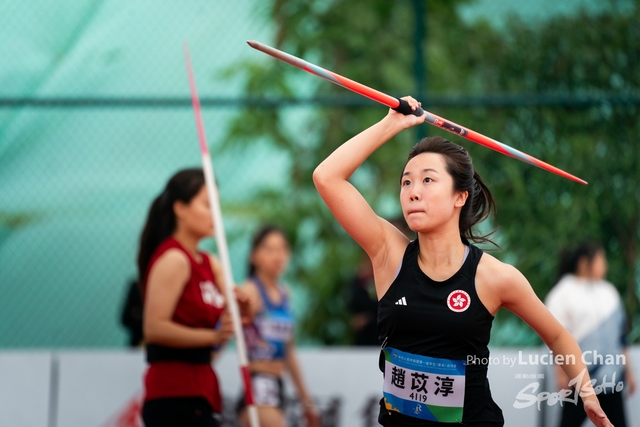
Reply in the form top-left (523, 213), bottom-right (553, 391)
top-left (142, 396), bottom-right (220, 427)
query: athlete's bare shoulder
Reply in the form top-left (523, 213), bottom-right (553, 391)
top-left (146, 248), bottom-right (191, 294)
top-left (476, 251), bottom-right (531, 313)
top-left (154, 248), bottom-right (190, 271)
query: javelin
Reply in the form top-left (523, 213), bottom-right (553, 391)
top-left (183, 43), bottom-right (261, 427)
top-left (247, 40), bottom-right (587, 185)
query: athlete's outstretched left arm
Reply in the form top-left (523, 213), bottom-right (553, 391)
top-left (487, 258), bottom-right (614, 427)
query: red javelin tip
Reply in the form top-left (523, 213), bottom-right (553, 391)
top-left (183, 42), bottom-right (209, 156)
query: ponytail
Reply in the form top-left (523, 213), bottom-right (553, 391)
top-left (461, 170), bottom-right (496, 245)
top-left (136, 168), bottom-right (205, 291)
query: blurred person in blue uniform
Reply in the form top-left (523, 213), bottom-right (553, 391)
top-left (237, 224), bottom-right (320, 427)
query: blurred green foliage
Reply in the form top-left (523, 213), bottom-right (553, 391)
top-left (221, 0), bottom-right (640, 345)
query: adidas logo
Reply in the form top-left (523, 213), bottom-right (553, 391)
top-left (395, 297), bottom-right (407, 306)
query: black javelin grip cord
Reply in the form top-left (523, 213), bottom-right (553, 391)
top-left (246, 40), bottom-right (587, 184)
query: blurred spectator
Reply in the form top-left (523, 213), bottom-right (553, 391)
top-left (347, 256), bottom-right (378, 346)
top-left (545, 240), bottom-right (635, 427)
top-left (347, 217), bottom-right (414, 346)
top-left (120, 278), bottom-right (144, 347)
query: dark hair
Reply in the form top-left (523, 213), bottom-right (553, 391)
top-left (557, 240), bottom-right (604, 281)
top-left (247, 224), bottom-right (289, 277)
top-left (403, 136), bottom-right (497, 245)
top-left (137, 168), bottom-right (205, 289)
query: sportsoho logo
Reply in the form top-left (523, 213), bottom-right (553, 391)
top-left (513, 369), bottom-right (625, 410)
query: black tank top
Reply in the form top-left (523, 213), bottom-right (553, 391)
top-left (377, 239), bottom-right (504, 426)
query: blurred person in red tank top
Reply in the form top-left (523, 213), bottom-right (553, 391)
top-left (137, 168), bottom-right (246, 427)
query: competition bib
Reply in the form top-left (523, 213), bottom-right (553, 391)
top-left (249, 314), bottom-right (293, 359)
top-left (382, 347), bottom-right (466, 422)
top-left (258, 315), bottom-right (293, 342)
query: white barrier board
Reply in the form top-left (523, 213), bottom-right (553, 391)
top-left (0, 352), bottom-right (51, 427)
top-left (56, 350), bottom-right (146, 427)
top-left (1, 347), bottom-right (639, 427)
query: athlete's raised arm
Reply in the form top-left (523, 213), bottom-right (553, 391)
top-left (313, 97), bottom-right (425, 290)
